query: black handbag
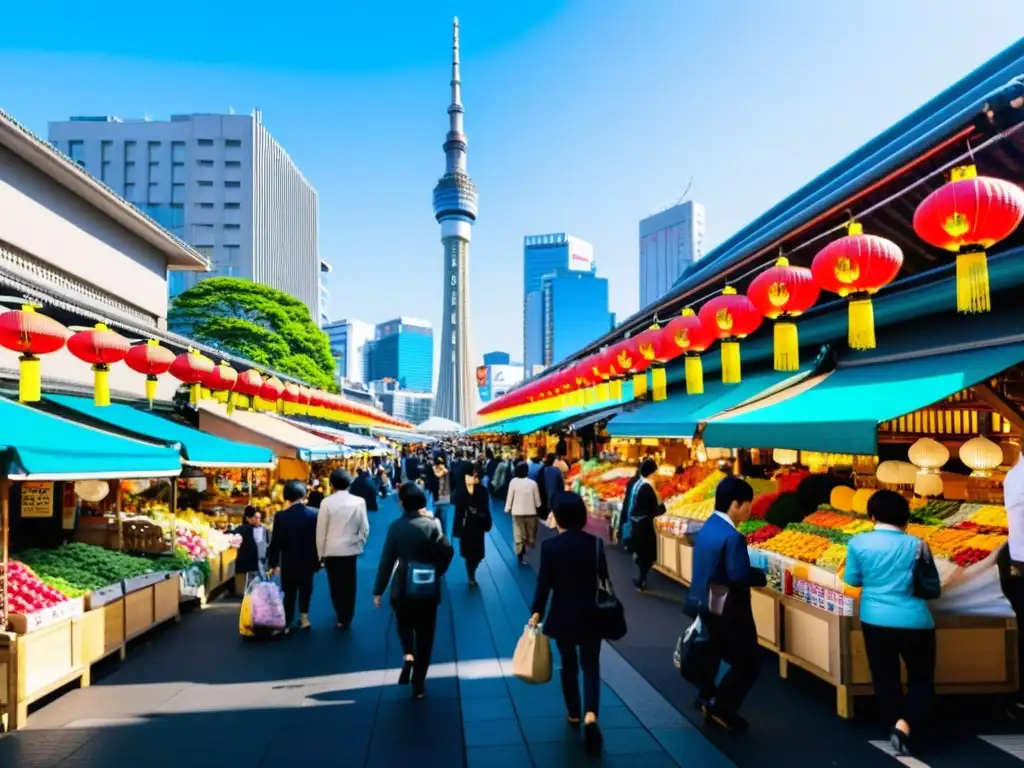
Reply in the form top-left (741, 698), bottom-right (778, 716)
top-left (674, 614), bottom-right (715, 685)
top-left (594, 538), bottom-right (628, 640)
top-left (912, 540), bottom-right (941, 600)
top-left (403, 561), bottom-right (438, 601)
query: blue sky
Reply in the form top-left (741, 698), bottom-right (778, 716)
top-left (2, 1), bottom-right (1021, 369)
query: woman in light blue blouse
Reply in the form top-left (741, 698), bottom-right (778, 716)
top-left (844, 490), bottom-right (939, 757)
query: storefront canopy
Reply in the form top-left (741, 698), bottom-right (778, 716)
top-left (702, 341), bottom-right (1024, 455)
top-left (371, 427), bottom-right (423, 445)
top-left (0, 396), bottom-right (182, 481)
top-left (606, 367), bottom-right (811, 439)
top-left (45, 395), bottom-right (276, 469)
top-left (196, 402), bottom-right (347, 462)
top-left (279, 418), bottom-right (388, 453)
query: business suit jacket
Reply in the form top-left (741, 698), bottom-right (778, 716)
top-left (350, 474), bottom-right (379, 512)
top-left (684, 513), bottom-right (765, 627)
top-left (630, 481), bottom-right (665, 562)
top-left (374, 514), bottom-right (455, 605)
top-left (267, 503), bottom-right (320, 576)
top-left (231, 522), bottom-right (268, 574)
top-left (531, 529), bottom-right (608, 643)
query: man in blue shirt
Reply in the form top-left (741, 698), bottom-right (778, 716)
top-left (683, 476), bottom-right (765, 731)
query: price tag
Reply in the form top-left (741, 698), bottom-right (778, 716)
top-left (21, 481), bottom-right (55, 519)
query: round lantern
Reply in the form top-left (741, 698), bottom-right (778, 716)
top-left (0, 305), bottom-right (70, 402)
top-left (907, 437), bottom-right (949, 474)
top-left (206, 361), bottom-right (238, 411)
top-left (125, 339), bottom-right (176, 407)
top-left (959, 435), bottom-right (1002, 477)
top-left (697, 286), bottom-right (763, 384)
top-left (876, 460), bottom-right (917, 486)
top-left (169, 350), bottom-right (214, 405)
top-left (298, 386), bottom-right (313, 417)
top-left (811, 222), bottom-right (903, 350)
top-left (773, 448), bottom-right (799, 467)
top-left (259, 376), bottom-right (284, 411)
top-left (914, 472), bottom-right (944, 498)
top-left (67, 323), bottom-right (131, 406)
top-left (612, 335), bottom-right (650, 400)
top-left (234, 369), bottom-right (264, 410)
top-left (747, 256), bottom-right (820, 372)
top-left (281, 383), bottom-right (302, 416)
top-left (599, 344), bottom-right (627, 403)
top-left (664, 308), bottom-right (716, 395)
top-left (913, 164), bottom-right (1024, 314)
top-left (634, 319), bottom-right (682, 402)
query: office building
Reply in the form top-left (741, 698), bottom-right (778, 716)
top-left (476, 361), bottom-right (524, 404)
top-left (48, 110), bottom-right (320, 317)
top-left (369, 317), bottom-right (433, 392)
top-left (482, 351), bottom-right (511, 366)
top-left (432, 18), bottom-right (479, 425)
top-left (541, 268), bottom-right (611, 367)
top-left (372, 379), bottom-right (434, 425)
top-left (639, 200), bottom-right (706, 309)
top-left (324, 318), bottom-right (373, 386)
top-left (319, 259), bottom-right (331, 326)
top-left (523, 233), bottom-right (595, 372)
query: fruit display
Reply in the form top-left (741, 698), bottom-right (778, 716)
top-left (751, 491), bottom-right (778, 520)
top-left (815, 543), bottom-right (848, 574)
top-left (15, 543), bottom-right (162, 595)
top-left (745, 523), bottom-right (783, 545)
top-left (7, 561), bottom-right (72, 613)
top-left (754, 529), bottom-right (832, 563)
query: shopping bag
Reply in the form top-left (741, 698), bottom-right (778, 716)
top-left (248, 579), bottom-right (286, 631)
top-left (675, 616), bottom-right (717, 686)
top-left (238, 592), bottom-right (255, 638)
top-left (512, 625), bottom-right (552, 684)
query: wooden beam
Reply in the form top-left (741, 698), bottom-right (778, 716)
top-left (974, 383), bottom-right (1024, 433)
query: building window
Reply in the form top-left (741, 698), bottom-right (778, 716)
top-left (171, 141), bottom-right (185, 164)
top-left (123, 182), bottom-right (136, 202)
top-left (195, 202), bottom-right (214, 209)
top-left (100, 141), bottom-right (112, 182)
top-left (68, 140), bottom-right (85, 167)
top-left (197, 138), bottom-right (214, 147)
top-left (224, 223), bottom-right (240, 230)
top-left (197, 180), bottom-right (213, 187)
top-left (171, 183), bottom-right (186, 204)
top-left (147, 141), bottom-right (161, 164)
top-left (124, 141), bottom-right (136, 162)
top-left (224, 160), bottom-right (241, 168)
top-left (197, 159), bottom-right (214, 167)
top-left (224, 181), bottom-right (241, 188)
top-left (224, 139), bottom-right (242, 148)
top-left (224, 202), bottom-right (241, 209)
top-left (195, 245), bottom-right (214, 259)
top-left (147, 182), bottom-right (159, 204)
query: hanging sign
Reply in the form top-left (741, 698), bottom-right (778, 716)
top-left (21, 481), bottom-right (55, 519)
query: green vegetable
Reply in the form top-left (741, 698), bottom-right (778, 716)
top-left (16, 542), bottom-right (169, 594)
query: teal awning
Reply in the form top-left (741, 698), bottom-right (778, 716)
top-left (607, 367), bottom-right (811, 439)
top-left (45, 395), bottom-right (276, 469)
top-left (473, 379), bottom-right (638, 436)
top-left (0, 397), bottom-right (182, 480)
top-left (702, 341), bottom-right (1024, 455)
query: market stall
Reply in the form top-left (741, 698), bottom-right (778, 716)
top-left (0, 395), bottom-right (184, 730)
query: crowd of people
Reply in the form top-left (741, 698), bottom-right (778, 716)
top-left (229, 442), bottom-right (1024, 762)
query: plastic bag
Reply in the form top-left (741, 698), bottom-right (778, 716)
top-left (512, 625), bottom-right (552, 685)
top-left (239, 592), bottom-right (255, 637)
top-left (248, 578), bottom-right (286, 631)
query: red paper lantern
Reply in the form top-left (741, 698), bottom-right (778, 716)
top-left (281, 383), bottom-right (302, 416)
top-left (913, 164), bottom-right (1024, 314)
top-left (0, 305), bottom-right (70, 402)
top-left (811, 222), bottom-right (903, 350)
top-left (665, 309), bottom-right (716, 395)
top-left (206, 361), bottom-right (238, 412)
top-left (232, 368), bottom-right (263, 411)
top-left (607, 337), bottom-right (647, 400)
top-left (125, 339), bottom-right (176, 406)
top-left (698, 287), bottom-right (763, 384)
top-left (67, 323), bottom-right (131, 406)
top-left (169, 350), bottom-right (214, 405)
top-left (748, 256), bottom-right (820, 371)
top-left (259, 376), bottom-right (284, 410)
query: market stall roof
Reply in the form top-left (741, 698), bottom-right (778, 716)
top-left (490, 406), bottom-right (588, 436)
top-left (0, 396), bottom-right (182, 480)
top-left (607, 367), bottom-right (812, 439)
top-left (278, 417), bottom-right (388, 453)
top-left (702, 341), bottom-right (1024, 455)
top-left (44, 395), bottom-right (277, 469)
top-left (416, 416), bottom-right (463, 435)
top-left (195, 402), bottom-right (348, 462)
top-left (371, 427), bottom-right (423, 444)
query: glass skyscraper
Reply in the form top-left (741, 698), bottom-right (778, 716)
top-left (541, 269), bottom-right (612, 367)
top-left (523, 233), bottom-right (595, 373)
top-left (368, 317), bottom-right (434, 393)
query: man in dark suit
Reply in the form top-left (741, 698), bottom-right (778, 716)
top-left (350, 468), bottom-right (379, 512)
top-left (267, 480), bottom-right (320, 632)
top-left (449, 450), bottom-right (471, 496)
top-left (683, 476), bottom-right (765, 731)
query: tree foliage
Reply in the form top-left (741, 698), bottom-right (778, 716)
top-left (169, 278), bottom-right (336, 391)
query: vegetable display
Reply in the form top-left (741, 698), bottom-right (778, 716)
top-left (7, 561), bottom-right (71, 614)
top-left (16, 543), bottom-right (163, 594)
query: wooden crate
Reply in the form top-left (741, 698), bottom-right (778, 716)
top-left (153, 577), bottom-right (179, 624)
top-left (677, 541), bottom-right (694, 586)
top-left (656, 531), bottom-right (679, 577)
top-left (221, 548), bottom-right (238, 581)
top-left (77, 600), bottom-right (125, 665)
top-left (124, 586), bottom-right (156, 641)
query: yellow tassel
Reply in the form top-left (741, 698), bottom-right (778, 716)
top-left (94, 365), bottom-right (111, 406)
top-left (685, 355), bottom-right (704, 395)
top-left (610, 379), bottom-right (623, 402)
top-left (236, 394), bottom-right (249, 411)
top-left (227, 391), bottom-right (236, 416)
top-left (596, 382), bottom-right (610, 402)
top-left (632, 372), bottom-right (648, 399)
top-left (145, 376), bottom-right (158, 407)
top-left (190, 383), bottom-right (201, 405)
top-left (956, 250), bottom-right (990, 314)
top-left (214, 390), bottom-right (228, 404)
top-left (848, 297), bottom-right (876, 350)
top-left (721, 341), bottom-right (741, 383)
top-left (773, 322), bottom-right (799, 372)
top-left (652, 366), bottom-right (667, 401)
top-left (19, 354), bottom-right (41, 403)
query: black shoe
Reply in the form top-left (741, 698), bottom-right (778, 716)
top-left (707, 710), bottom-right (749, 732)
top-left (888, 727), bottom-right (910, 756)
top-left (583, 722), bottom-right (603, 757)
top-left (398, 659), bottom-right (414, 685)
top-left (468, 579), bottom-right (478, 587)
top-left (633, 577), bottom-right (646, 592)
top-left (412, 684), bottom-right (426, 700)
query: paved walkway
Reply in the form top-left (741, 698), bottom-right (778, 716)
top-left (0, 495), bottom-right (730, 767)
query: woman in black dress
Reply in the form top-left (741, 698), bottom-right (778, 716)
top-left (453, 466), bottom-right (492, 586)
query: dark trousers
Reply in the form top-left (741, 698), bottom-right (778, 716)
top-left (1003, 573), bottom-right (1024, 699)
top-left (394, 602), bottom-right (439, 688)
top-left (702, 615), bottom-right (761, 715)
top-left (555, 637), bottom-right (602, 718)
top-left (465, 558), bottom-right (481, 582)
top-left (324, 556), bottom-right (357, 625)
top-left (861, 622), bottom-right (936, 729)
top-left (434, 504), bottom-right (449, 535)
top-left (636, 554), bottom-right (654, 582)
top-left (280, 568), bottom-right (314, 627)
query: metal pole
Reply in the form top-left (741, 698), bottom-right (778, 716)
top-left (116, 482), bottom-right (124, 551)
top-left (0, 478), bottom-right (9, 630)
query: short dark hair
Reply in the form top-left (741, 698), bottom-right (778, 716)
top-left (640, 458), bottom-right (658, 478)
top-left (545, 453), bottom-right (556, 466)
top-left (243, 505), bottom-right (259, 521)
top-left (434, 455), bottom-right (446, 466)
top-left (283, 480), bottom-right (307, 503)
top-left (867, 489), bottom-right (910, 528)
top-left (553, 492), bottom-right (588, 531)
top-left (398, 482), bottom-right (427, 514)
top-left (715, 476), bottom-right (754, 513)
top-left (330, 469), bottom-right (352, 491)
top-left (515, 461), bottom-right (529, 479)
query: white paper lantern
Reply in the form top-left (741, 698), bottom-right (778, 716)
top-left (959, 435), bottom-right (1003, 477)
top-left (75, 480), bottom-right (110, 503)
top-left (773, 448), bottom-right (799, 466)
top-left (914, 471), bottom-right (944, 497)
top-left (908, 437), bottom-right (949, 473)
top-left (876, 460), bottom-right (917, 486)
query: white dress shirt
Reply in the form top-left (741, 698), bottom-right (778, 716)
top-left (316, 490), bottom-right (370, 559)
top-left (505, 477), bottom-right (542, 516)
top-left (1004, 457), bottom-right (1024, 562)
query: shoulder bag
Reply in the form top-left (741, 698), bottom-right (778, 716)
top-left (912, 539), bottom-right (941, 600)
top-left (594, 538), bottom-right (628, 640)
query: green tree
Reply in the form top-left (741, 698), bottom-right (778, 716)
top-left (169, 278), bottom-right (337, 391)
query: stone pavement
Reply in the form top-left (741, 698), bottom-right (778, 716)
top-left (0, 494), bottom-right (732, 767)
